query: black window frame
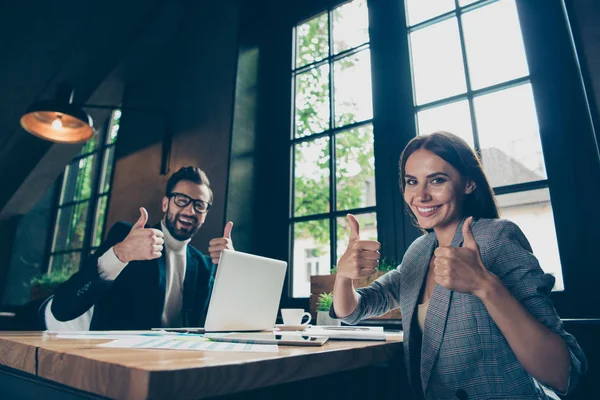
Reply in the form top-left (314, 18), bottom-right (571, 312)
top-left (289, 1), bottom-right (377, 299)
top-left (405, 0), bottom-right (560, 285)
top-left (45, 109), bottom-right (121, 275)
top-left (238, 0), bottom-right (600, 317)
top-left (371, 0), bottom-right (600, 318)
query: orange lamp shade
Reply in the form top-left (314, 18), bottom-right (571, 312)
top-left (20, 100), bottom-right (93, 144)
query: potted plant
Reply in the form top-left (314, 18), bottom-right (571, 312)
top-left (30, 269), bottom-right (71, 301)
top-left (316, 292), bottom-right (341, 326)
top-left (310, 257), bottom-right (402, 320)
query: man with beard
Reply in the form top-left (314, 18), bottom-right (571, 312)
top-left (48, 166), bottom-right (234, 330)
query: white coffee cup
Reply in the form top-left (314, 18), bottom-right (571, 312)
top-left (280, 308), bottom-right (312, 326)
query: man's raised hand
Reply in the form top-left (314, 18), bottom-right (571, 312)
top-left (113, 207), bottom-right (164, 263)
top-left (208, 221), bottom-right (235, 265)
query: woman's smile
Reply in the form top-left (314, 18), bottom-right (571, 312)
top-left (415, 204), bottom-right (442, 218)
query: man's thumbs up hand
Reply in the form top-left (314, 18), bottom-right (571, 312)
top-left (223, 221), bottom-right (233, 239)
top-left (132, 207), bottom-right (149, 229)
top-left (208, 221), bottom-right (235, 265)
top-left (113, 208), bottom-right (164, 263)
top-left (336, 214), bottom-right (381, 280)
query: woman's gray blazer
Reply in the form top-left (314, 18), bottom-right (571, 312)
top-left (337, 218), bottom-right (587, 400)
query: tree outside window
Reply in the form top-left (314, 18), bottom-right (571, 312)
top-left (47, 110), bottom-right (120, 276)
top-left (291, 0), bottom-right (376, 297)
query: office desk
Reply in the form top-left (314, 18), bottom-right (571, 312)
top-left (0, 332), bottom-right (404, 400)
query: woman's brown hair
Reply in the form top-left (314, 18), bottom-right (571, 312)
top-left (399, 131), bottom-right (499, 227)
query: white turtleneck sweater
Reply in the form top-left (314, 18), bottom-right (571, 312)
top-left (158, 220), bottom-right (190, 327)
top-left (96, 221), bottom-right (190, 328)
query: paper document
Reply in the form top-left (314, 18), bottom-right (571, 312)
top-left (304, 326), bottom-right (386, 341)
top-left (97, 336), bottom-right (278, 353)
top-left (46, 330), bottom-right (184, 340)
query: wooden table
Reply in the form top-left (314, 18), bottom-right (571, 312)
top-left (0, 332), bottom-right (404, 400)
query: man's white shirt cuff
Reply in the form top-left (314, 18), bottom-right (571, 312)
top-left (98, 247), bottom-right (128, 280)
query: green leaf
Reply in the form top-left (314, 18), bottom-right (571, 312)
top-left (316, 291), bottom-right (334, 311)
top-left (30, 269), bottom-right (72, 291)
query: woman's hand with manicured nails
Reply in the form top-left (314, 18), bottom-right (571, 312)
top-left (433, 216), bottom-right (493, 297)
top-left (336, 214), bottom-right (381, 280)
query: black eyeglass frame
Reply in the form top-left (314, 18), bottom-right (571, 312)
top-left (168, 192), bottom-right (212, 214)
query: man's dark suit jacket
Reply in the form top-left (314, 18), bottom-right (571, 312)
top-left (51, 222), bottom-right (216, 330)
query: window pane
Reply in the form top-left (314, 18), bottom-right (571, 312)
top-left (92, 195), bottom-right (108, 247)
top-left (294, 138), bottom-right (330, 216)
top-left (59, 154), bottom-right (97, 204)
top-left (334, 50), bottom-right (373, 127)
top-left (336, 212), bottom-right (377, 261)
top-left (293, 219), bottom-right (330, 297)
top-left (417, 100), bottom-right (474, 148)
top-left (332, 0), bottom-right (369, 54)
top-left (107, 109), bottom-right (121, 145)
top-left (100, 146), bottom-right (115, 194)
top-left (462, 0), bottom-right (529, 90)
top-left (474, 83), bottom-right (546, 187)
top-left (52, 201), bottom-right (90, 252)
top-left (336, 125), bottom-right (375, 210)
top-left (295, 64), bottom-right (330, 137)
top-left (49, 252), bottom-right (81, 276)
top-left (405, 0), bottom-right (455, 26)
top-left (409, 18), bottom-right (467, 105)
top-left (295, 13), bottom-right (329, 68)
top-left (80, 134), bottom-right (99, 155)
top-left (497, 188), bottom-right (563, 291)
top-left (459, 0), bottom-right (479, 6)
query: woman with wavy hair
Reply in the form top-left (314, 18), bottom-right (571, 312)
top-left (331, 132), bottom-right (586, 400)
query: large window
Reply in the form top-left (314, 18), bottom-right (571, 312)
top-left (237, 0), bottom-right (599, 314)
top-left (405, 0), bottom-right (563, 289)
top-left (291, 0), bottom-right (375, 297)
top-left (47, 110), bottom-right (120, 276)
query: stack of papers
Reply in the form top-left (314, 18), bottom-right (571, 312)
top-left (44, 330), bottom-right (278, 353)
top-left (46, 330), bottom-right (180, 340)
top-left (304, 326), bottom-right (386, 341)
top-left (97, 336), bottom-right (278, 352)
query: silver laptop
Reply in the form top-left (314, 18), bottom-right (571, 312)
top-left (203, 250), bottom-right (287, 332)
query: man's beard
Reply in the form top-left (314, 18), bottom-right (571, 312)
top-left (164, 206), bottom-right (201, 241)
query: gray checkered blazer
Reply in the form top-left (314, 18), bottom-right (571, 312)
top-left (338, 218), bottom-right (587, 400)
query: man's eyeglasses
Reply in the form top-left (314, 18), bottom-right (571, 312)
top-left (168, 192), bottom-right (211, 214)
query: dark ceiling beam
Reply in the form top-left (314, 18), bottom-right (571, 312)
top-left (0, 0), bottom-right (168, 215)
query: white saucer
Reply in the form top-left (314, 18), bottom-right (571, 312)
top-left (275, 324), bottom-right (311, 331)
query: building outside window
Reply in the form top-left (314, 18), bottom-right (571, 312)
top-left (47, 109), bottom-right (121, 276)
top-left (404, 0), bottom-right (563, 289)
